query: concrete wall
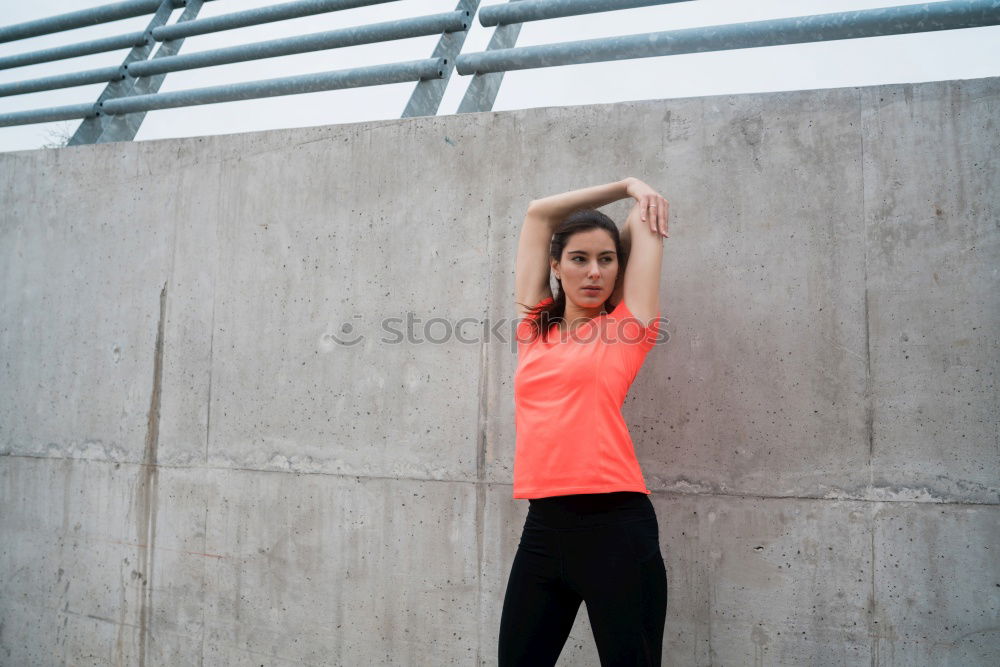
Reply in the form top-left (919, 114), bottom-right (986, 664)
top-left (1, 76), bottom-right (997, 666)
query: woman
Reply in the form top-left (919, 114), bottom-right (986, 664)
top-left (499, 177), bottom-right (670, 666)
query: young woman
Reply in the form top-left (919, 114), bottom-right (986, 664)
top-left (499, 177), bottom-right (669, 666)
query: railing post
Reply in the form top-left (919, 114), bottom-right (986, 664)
top-left (401, 0), bottom-right (480, 118)
top-left (67, 0), bottom-right (176, 146)
top-left (457, 0), bottom-right (525, 114)
top-left (93, 0), bottom-right (206, 144)
top-left (65, 0), bottom-right (205, 145)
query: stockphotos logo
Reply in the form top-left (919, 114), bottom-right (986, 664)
top-left (327, 312), bottom-right (669, 352)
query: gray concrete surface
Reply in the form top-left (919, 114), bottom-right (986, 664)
top-left (1, 76), bottom-right (998, 666)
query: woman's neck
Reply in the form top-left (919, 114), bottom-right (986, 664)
top-left (561, 302), bottom-right (604, 332)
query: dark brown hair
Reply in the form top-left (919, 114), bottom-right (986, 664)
top-left (517, 208), bottom-right (625, 343)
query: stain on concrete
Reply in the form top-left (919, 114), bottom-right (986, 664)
top-left (751, 624), bottom-right (769, 667)
top-left (737, 114), bottom-right (765, 171)
top-left (133, 283), bottom-right (167, 667)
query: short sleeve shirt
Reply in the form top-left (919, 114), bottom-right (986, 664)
top-left (512, 297), bottom-right (661, 499)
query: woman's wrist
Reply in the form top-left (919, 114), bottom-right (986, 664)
top-left (624, 176), bottom-right (647, 200)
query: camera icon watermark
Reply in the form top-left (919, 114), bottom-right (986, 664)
top-left (327, 314), bottom-right (365, 347)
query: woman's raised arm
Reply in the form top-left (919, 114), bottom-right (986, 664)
top-left (527, 179), bottom-right (633, 223)
top-left (621, 181), bottom-right (668, 324)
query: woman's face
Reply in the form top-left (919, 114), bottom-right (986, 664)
top-left (552, 228), bottom-right (619, 309)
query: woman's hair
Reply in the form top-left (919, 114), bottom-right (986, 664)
top-left (518, 208), bottom-right (625, 342)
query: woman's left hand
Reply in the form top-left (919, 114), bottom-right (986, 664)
top-left (625, 178), bottom-right (669, 238)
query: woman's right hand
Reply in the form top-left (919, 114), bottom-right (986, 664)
top-left (625, 178), bottom-right (669, 238)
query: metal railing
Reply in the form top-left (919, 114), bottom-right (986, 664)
top-left (0, 0), bottom-right (475, 143)
top-left (0, 0), bottom-right (998, 145)
top-left (460, 0), bottom-right (1000, 74)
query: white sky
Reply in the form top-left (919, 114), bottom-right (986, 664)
top-left (0, 0), bottom-right (998, 152)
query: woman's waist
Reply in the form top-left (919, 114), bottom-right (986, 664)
top-left (526, 491), bottom-right (654, 529)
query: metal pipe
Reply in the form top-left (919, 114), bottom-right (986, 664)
top-left (0, 0), bottom-right (215, 44)
top-left (0, 67), bottom-right (124, 98)
top-left (100, 58), bottom-right (445, 114)
top-left (0, 103), bottom-right (98, 128)
top-left (152, 0), bottom-right (398, 41)
top-left (0, 0), bottom-right (373, 62)
top-left (0, 32), bottom-right (148, 71)
top-left (458, 0), bottom-right (1000, 75)
top-left (479, 0), bottom-right (692, 27)
top-left (129, 11), bottom-right (468, 77)
top-left (0, 11), bottom-right (460, 97)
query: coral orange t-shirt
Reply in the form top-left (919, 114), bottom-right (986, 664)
top-left (512, 297), bottom-right (661, 499)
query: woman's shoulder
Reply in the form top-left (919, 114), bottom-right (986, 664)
top-left (604, 299), bottom-right (661, 352)
top-left (606, 299), bottom-right (658, 325)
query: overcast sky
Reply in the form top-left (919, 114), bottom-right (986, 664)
top-left (1, 0), bottom-right (998, 152)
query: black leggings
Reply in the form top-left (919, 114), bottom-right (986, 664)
top-left (498, 491), bottom-right (668, 666)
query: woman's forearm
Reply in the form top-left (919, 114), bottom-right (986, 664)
top-left (527, 178), bottom-right (634, 223)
